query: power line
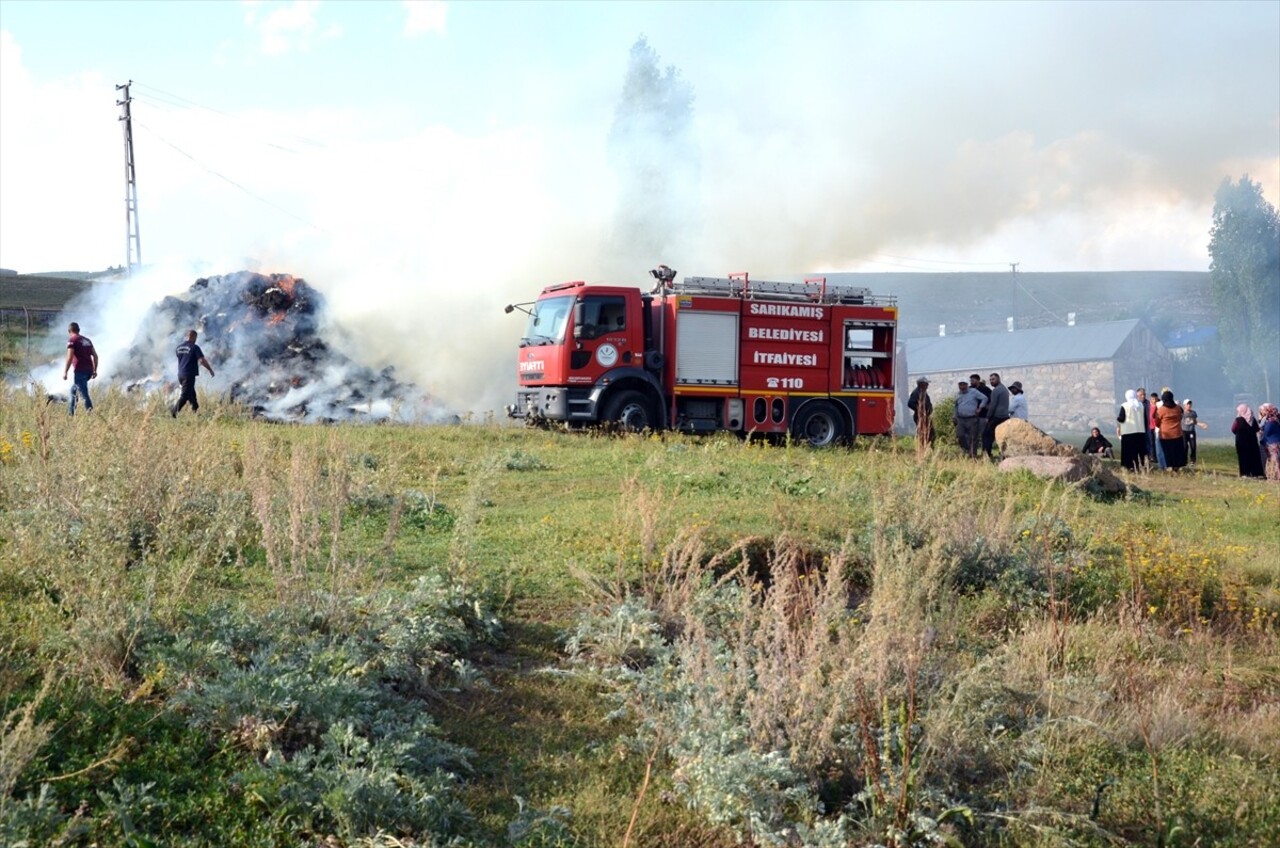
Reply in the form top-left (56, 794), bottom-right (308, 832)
top-left (854, 253), bottom-right (1015, 273)
top-left (132, 81), bottom-right (237, 116)
top-left (872, 252), bottom-right (1008, 267)
top-left (134, 121), bottom-right (329, 235)
top-left (1014, 276), bottom-right (1068, 323)
top-left (131, 92), bottom-right (202, 113)
top-left (132, 96), bottom-right (304, 154)
top-left (858, 256), bottom-right (956, 272)
top-left (1015, 276), bottom-right (1078, 311)
top-left (132, 80), bottom-right (328, 150)
top-left (859, 256), bottom-right (996, 272)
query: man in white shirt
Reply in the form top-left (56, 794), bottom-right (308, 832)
top-left (1008, 381), bottom-right (1028, 421)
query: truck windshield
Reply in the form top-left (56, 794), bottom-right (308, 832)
top-left (522, 295), bottom-right (572, 345)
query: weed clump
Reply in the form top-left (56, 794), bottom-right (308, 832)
top-left (504, 450), bottom-right (549, 472)
top-left (9, 576), bottom-right (499, 845)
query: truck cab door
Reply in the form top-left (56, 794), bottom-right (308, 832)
top-left (570, 294), bottom-right (637, 381)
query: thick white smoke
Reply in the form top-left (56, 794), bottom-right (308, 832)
top-left (5, 6), bottom-right (1277, 419)
top-left (28, 261), bottom-right (204, 393)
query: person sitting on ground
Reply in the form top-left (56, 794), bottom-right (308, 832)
top-left (1082, 426), bottom-right (1114, 458)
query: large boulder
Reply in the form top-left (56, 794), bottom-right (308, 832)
top-left (995, 418), bottom-right (1079, 458)
top-left (999, 455), bottom-right (1094, 482)
top-left (994, 418), bottom-right (1128, 494)
top-left (999, 454), bottom-right (1127, 494)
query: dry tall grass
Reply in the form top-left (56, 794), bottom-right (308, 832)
top-left (0, 388), bottom-right (392, 688)
top-left (0, 673), bottom-right (53, 801)
top-left (576, 462), bottom-right (1280, 844)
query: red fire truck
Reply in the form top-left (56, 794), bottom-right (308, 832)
top-left (505, 266), bottom-right (899, 445)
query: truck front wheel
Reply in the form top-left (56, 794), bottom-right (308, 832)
top-left (791, 401), bottom-right (847, 447)
top-left (602, 390), bottom-right (656, 432)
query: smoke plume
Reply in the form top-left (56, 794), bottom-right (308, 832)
top-left (30, 265), bottom-right (451, 423)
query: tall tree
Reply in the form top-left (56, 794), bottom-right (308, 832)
top-left (1208, 175), bottom-right (1280, 401)
top-left (608, 36), bottom-right (698, 275)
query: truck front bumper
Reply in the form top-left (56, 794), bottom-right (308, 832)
top-left (506, 387), bottom-right (599, 422)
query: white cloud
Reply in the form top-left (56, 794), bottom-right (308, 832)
top-left (0, 30), bottom-right (121, 272)
top-left (403, 0), bottom-right (447, 37)
top-left (244, 0), bottom-right (339, 56)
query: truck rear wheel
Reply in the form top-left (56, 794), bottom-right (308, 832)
top-left (791, 401), bottom-right (847, 447)
top-left (602, 390), bottom-right (656, 432)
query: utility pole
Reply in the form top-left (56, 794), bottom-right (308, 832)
top-left (117, 80), bottom-right (141, 275)
top-left (1009, 262), bottom-right (1019, 330)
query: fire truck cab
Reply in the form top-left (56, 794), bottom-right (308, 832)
top-left (506, 267), bottom-right (898, 446)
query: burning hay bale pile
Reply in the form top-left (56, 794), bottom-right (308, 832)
top-left (114, 271), bottom-right (443, 422)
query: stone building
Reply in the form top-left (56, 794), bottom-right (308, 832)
top-left (904, 319), bottom-right (1172, 433)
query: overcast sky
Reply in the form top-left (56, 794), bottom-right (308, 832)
top-left (2, 0), bottom-right (1277, 277)
top-left (2, 0), bottom-right (1277, 406)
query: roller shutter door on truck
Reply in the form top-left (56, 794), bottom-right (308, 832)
top-left (676, 311), bottom-right (739, 385)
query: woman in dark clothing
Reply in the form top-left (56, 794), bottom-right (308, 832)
top-left (1232, 404), bottom-right (1265, 478)
top-left (1082, 427), bottom-right (1114, 458)
top-left (1154, 391), bottom-right (1187, 470)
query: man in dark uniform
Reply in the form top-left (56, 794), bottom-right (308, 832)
top-left (982, 372), bottom-right (1011, 459)
top-left (172, 329), bottom-right (215, 417)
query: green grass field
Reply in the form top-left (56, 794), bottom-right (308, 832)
top-left (0, 274), bottom-right (101, 310)
top-left (2, 386), bottom-right (1277, 847)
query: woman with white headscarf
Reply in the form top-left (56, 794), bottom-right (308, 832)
top-left (1232, 403), bottom-right (1265, 478)
top-left (1117, 389), bottom-right (1146, 471)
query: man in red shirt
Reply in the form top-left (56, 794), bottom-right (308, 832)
top-left (62, 321), bottom-right (98, 415)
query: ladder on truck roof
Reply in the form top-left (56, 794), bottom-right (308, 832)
top-left (674, 273), bottom-right (894, 306)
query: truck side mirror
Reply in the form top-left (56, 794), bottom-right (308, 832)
top-left (573, 301), bottom-right (586, 339)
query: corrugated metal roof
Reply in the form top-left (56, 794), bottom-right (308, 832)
top-left (1164, 325), bottom-right (1217, 348)
top-left (906, 319), bottom-right (1146, 373)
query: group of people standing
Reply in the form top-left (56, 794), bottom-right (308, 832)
top-left (1108, 387), bottom-right (1279, 480)
top-left (1232, 402), bottom-right (1280, 480)
top-left (908, 372), bottom-right (1027, 460)
top-left (1114, 387), bottom-right (1205, 472)
top-left (60, 322), bottom-right (215, 417)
